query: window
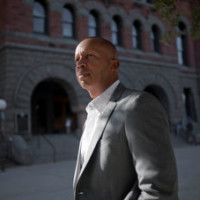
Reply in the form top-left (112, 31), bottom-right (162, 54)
top-left (150, 25), bottom-right (160, 53)
top-left (62, 6), bottom-right (75, 38)
top-left (111, 16), bottom-right (122, 46)
top-left (111, 19), bottom-right (118, 45)
top-left (88, 11), bottom-right (99, 37)
top-left (176, 22), bottom-right (188, 65)
top-left (176, 37), bottom-right (184, 65)
top-left (33, 0), bottom-right (47, 34)
top-left (132, 20), bottom-right (142, 50)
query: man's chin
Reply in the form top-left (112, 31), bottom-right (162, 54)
top-left (79, 80), bottom-right (90, 89)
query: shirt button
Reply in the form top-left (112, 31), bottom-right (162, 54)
top-left (78, 192), bottom-right (84, 195)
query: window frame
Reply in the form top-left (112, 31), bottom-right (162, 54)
top-left (132, 20), bottom-right (142, 50)
top-left (150, 25), bottom-right (161, 53)
top-left (111, 16), bottom-right (123, 46)
top-left (88, 11), bottom-right (100, 37)
top-left (33, 0), bottom-right (48, 34)
top-left (176, 22), bottom-right (188, 66)
top-left (62, 5), bottom-right (75, 38)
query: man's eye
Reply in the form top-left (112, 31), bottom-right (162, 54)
top-left (86, 54), bottom-right (93, 58)
top-left (75, 58), bottom-right (79, 63)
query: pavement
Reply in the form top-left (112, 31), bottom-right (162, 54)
top-left (0, 135), bottom-right (200, 200)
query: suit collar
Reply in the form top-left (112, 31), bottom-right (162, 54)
top-left (87, 80), bottom-right (120, 113)
top-left (110, 82), bottom-right (126, 102)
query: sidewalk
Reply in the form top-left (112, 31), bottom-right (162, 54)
top-left (0, 159), bottom-right (76, 200)
top-left (0, 140), bottom-right (200, 200)
top-left (175, 145), bottom-right (200, 200)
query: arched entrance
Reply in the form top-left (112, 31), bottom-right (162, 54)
top-left (144, 84), bottom-right (170, 118)
top-left (31, 80), bottom-right (74, 134)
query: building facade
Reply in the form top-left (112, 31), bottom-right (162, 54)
top-left (0, 0), bottom-right (200, 141)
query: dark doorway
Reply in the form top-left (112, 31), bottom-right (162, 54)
top-left (183, 88), bottom-right (197, 122)
top-left (31, 80), bottom-right (73, 134)
top-left (144, 85), bottom-right (170, 118)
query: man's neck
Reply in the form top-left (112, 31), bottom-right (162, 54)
top-left (88, 79), bottom-right (119, 99)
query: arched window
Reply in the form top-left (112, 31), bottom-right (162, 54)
top-left (111, 19), bottom-right (118, 45)
top-left (88, 11), bottom-right (99, 37)
top-left (132, 20), bottom-right (142, 50)
top-left (33, 0), bottom-right (47, 34)
top-left (62, 6), bottom-right (75, 38)
top-left (111, 16), bottom-right (122, 46)
top-left (150, 25), bottom-right (160, 53)
top-left (176, 22), bottom-right (188, 66)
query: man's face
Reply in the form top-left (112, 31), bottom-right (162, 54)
top-left (75, 39), bottom-right (117, 94)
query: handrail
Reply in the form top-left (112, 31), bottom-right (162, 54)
top-left (39, 134), bottom-right (57, 163)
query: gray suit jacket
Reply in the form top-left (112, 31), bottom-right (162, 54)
top-left (73, 84), bottom-right (178, 200)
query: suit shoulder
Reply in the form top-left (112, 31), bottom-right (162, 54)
top-left (115, 84), bottom-right (162, 107)
top-left (121, 88), bottom-right (150, 101)
top-left (120, 88), bottom-right (163, 110)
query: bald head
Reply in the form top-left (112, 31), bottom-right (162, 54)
top-left (75, 37), bottom-right (118, 60)
top-left (89, 37), bottom-right (118, 57)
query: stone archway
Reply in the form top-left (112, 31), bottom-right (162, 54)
top-left (134, 72), bottom-right (178, 126)
top-left (31, 79), bottom-right (74, 134)
top-left (13, 64), bottom-right (81, 137)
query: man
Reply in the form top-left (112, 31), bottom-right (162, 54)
top-left (73, 37), bottom-right (178, 200)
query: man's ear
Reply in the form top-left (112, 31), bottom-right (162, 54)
top-left (111, 59), bottom-right (119, 70)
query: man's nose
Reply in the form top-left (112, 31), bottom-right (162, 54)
top-left (76, 58), bottom-right (86, 68)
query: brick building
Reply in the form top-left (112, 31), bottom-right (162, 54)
top-left (0, 0), bottom-right (200, 145)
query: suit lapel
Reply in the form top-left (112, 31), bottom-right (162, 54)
top-left (78, 101), bottom-right (116, 178)
top-left (74, 83), bottom-right (126, 188)
top-left (73, 142), bottom-right (82, 190)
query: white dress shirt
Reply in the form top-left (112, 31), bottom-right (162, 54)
top-left (80, 80), bottom-right (120, 164)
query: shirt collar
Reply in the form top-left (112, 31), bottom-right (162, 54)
top-left (86, 80), bottom-right (120, 114)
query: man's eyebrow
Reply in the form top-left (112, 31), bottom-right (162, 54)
top-left (74, 49), bottom-right (100, 60)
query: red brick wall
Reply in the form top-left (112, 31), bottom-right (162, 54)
top-left (0, 0), bottom-right (6, 34)
top-left (0, 0), bottom-right (198, 69)
top-left (5, 0), bottom-right (32, 33)
top-left (49, 12), bottom-right (62, 38)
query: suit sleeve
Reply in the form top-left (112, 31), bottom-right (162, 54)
top-left (124, 92), bottom-right (178, 200)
